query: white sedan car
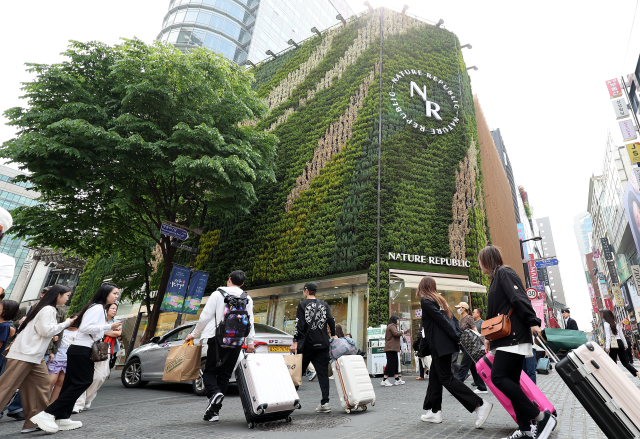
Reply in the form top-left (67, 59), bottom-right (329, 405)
top-left (121, 321), bottom-right (293, 395)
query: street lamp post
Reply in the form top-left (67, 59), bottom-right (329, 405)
top-left (519, 236), bottom-right (542, 288)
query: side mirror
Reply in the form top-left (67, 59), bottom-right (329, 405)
top-left (150, 336), bottom-right (160, 344)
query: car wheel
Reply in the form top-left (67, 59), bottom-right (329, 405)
top-left (192, 357), bottom-right (207, 396)
top-left (121, 358), bottom-right (148, 388)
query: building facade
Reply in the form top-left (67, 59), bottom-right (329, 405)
top-left (156, 0), bottom-right (353, 65)
top-left (573, 211), bottom-right (593, 270)
top-left (537, 217), bottom-right (567, 306)
top-left (0, 165), bottom-right (39, 296)
top-left (490, 128), bottom-right (519, 224)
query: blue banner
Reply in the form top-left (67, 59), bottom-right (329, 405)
top-left (160, 264), bottom-right (191, 313)
top-left (183, 270), bottom-right (209, 315)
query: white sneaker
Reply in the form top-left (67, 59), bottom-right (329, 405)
top-left (309, 371), bottom-right (317, 381)
top-left (474, 389), bottom-right (488, 394)
top-left (83, 403), bottom-right (91, 410)
top-left (315, 403), bottom-right (331, 413)
top-left (30, 412), bottom-right (59, 434)
top-left (475, 400), bottom-right (493, 428)
top-left (56, 419), bottom-right (83, 431)
top-left (329, 376), bottom-right (334, 380)
top-left (380, 379), bottom-right (393, 387)
top-left (21, 427), bottom-right (41, 433)
top-left (394, 379), bottom-right (405, 385)
top-left (72, 406), bottom-right (83, 414)
top-left (420, 410), bottom-right (443, 423)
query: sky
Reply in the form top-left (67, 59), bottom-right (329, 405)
top-left (2, 1), bottom-right (640, 330)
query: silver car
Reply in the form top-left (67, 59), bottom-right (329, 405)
top-left (121, 321), bottom-right (294, 395)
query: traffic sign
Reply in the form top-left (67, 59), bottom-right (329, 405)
top-left (161, 223), bottom-right (188, 241)
top-left (170, 241), bottom-right (198, 254)
top-left (526, 288), bottom-right (539, 300)
top-left (535, 258), bottom-right (558, 268)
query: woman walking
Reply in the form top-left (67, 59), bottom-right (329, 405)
top-left (602, 309), bottom-right (639, 378)
top-left (479, 245), bottom-right (556, 439)
top-left (31, 284), bottom-right (121, 433)
top-left (0, 285), bottom-right (74, 434)
top-left (418, 276), bottom-right (493, 427)
top-left (381, 315), bottom-right (405, 386)
top-left (48, 314), bottom-right (80, 404)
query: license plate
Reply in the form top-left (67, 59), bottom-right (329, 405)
top-left (268, 346), bottom-right (289, 353)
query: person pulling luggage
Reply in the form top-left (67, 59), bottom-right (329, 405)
top-left (290, 282), bottom-right (335, 413)
top-left (479, 245), bottom-right (556, 439)
top-left (185, 270), bottom-right (255, 423)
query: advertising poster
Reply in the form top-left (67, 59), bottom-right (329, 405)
top-left (182, 270), bottom-right (209, 315)
top-left (613, 285), bottom-right (625, 307)
top-left (160, 264), bottom-right (191, 312)
top-left (531, 299), bottom-right (546, 329)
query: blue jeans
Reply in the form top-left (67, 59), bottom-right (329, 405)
top-left (522, 349), bottom-right (537, 384)
top-left (0, 356), bottom-right (23, 416)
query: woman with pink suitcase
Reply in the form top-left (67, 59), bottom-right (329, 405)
top-left (479, 245), bottom-right (557, 439)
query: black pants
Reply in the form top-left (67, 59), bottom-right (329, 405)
top-left (424, 354), bottom-right (482, 413)
top-left (609, 339), bottom-right (639, 376)
top-left (419, 358), bottom-right (425, 378)
top-left (491, 350), bottom-right (539, 432)
top-left (456, 347), bottom-right (487, 391)
top-left (45, 346), bottom-right (93, 420)
top-left (301, 348), bottom-right (330, 404)
top-left (384, 351), bottom-right (398, 377)
top-left (203, 338), bottom-right (242, 399)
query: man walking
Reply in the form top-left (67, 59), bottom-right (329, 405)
top-left (561, 308), bottom-right (579, 330)
top-left (185, 270), bottom-right (255, 423)
top-left (454, 302), bottom-right (487, 394)
top-left (472, 308), bottom-right (483, 333)
top-left (290, 282), bottom-right (336, 413)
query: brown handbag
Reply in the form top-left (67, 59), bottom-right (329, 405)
top-left (481, 308), bottom-right (514, 341)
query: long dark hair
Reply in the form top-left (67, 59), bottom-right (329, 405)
top-left (388, 315), bottom-right (399, 325)
top-left (478, 245), bottom-right (505, 279)
top-left (416, 276), bottom-right (452, 318)
top-left (72, 284), bottom-right (118, 328)
top-left (335, 324), bottom-right (345, 338)
top-left (0, 300), bottom-right (19, 321)
top-left (17, 285), bottom-right (71, 334)
top-left (601, 309), bottom-right (618, 336)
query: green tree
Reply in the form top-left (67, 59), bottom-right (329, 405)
top-left (2, 39), bottom-right (277, 342)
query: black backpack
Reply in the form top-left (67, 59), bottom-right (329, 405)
top-left (214, 289), bottom-right (251, 348)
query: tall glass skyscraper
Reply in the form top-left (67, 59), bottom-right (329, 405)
top-left (0, 165), bottom-right (39, 295)
top-left (157, 0), bottom-right (353, 65)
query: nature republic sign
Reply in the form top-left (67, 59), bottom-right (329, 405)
top-left (389, 69), bottom-right (461, 135)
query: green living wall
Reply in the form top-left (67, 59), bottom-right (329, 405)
top-left (197, 9), bottom-right (490, 320)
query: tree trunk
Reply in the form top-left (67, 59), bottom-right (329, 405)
top-left (140, 237), bottom-right (177, 344)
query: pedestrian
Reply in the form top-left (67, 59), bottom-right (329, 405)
top-left (381, 315), bottom-right (405, 386)
top-left (104, 304), bottom-right (122, 370)
top-left (626, 337), bottom-right (634, 364)
top-left (418, 276), bottom-right (493, 427)
top-left (454, 302), bottom-right (488, 394)
top-left (561, 308), bottom-right (578, 330)
top-left (479, 245), bottom-right (556, 439)
top-left (0, 285), bottom-right (75, 434)
top-left (289, 281), bottom-right (336, 413)
top-left (47, 314), bottom-right (80, 405)
top-left (0, 300), bottom-right (18, 360)
top-left (601, 309), bottom-right (639, 378)
top-left (31, 284), bottom-right (121, 433)
top-left (185, 270), bottom-right (255, 423)
top-left (73, 302), bottom-right (121, 412)
top-left (414, 320), bottom-right (429, 380)
top-left (469, 308), bottom-right (485, 388)
top-left (330, 324), bottom-right (356, 363)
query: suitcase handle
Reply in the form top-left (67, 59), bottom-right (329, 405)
top-left (534, 333), bottom-right (560, 363)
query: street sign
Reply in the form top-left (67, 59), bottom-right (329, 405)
top-left (160, 223), bottom-right (188, 241)
top-left (170, 241), bottom-right (198, 254)
top-left (534, 258), bottom-right (558, 268)
top-left (526, 288), bottom-right (539, 300)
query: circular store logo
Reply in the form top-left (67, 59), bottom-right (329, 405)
top-left (389, 69), bottom-right (461, 135)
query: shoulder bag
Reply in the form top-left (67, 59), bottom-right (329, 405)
top-left (460, 329), bottom-right (486, 363)
top-left (481, 308), bottom-right (513, 341)
top-left (89, 306), bottom-right (110, 362)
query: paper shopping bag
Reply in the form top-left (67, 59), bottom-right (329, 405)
top-left (162, 340), bottom-right (202, 382)
top-left (284, 354), bottom-right (303, 386)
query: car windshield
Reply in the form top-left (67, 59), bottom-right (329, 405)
top-left (254, 323), bottom-right (288, 335)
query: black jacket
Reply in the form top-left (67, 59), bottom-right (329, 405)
top-left (565, 317), bottom-right (579, 331)
top-left (420, 297), bottom-right (459, 358)
top-left (293, 298), bottom-right (335, 350)
top-left (486, 266), bottom-right (541, 350)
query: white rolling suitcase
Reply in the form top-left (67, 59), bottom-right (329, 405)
top-left (235, 353), bottom-right (301, 429)
top-left (331, 355), bottom-right (376, 413)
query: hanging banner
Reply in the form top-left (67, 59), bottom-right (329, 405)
top-left (160, 264), bottom-right (191, 313)
top-left (604, 298), bottom-right (615, 312)
top-left (620, 119), bottom-right (637, 141)
top-left (588, 284), bottom-right (595, 298)
top-left (528, 261), bottom-right (539, 286)
top-left (591, 297), bottom-right (599, 315)
top-left (600, 283), bottom-right (610, 298)
top-left (600, 237), bottom-right (613, 260)
top-left (182, 270), bottom-right (210, 315)
top-left (607, 260), bottom-right (620, 284)
top-left (613, 97), bottom-right (630, 119)
top-left (531, 298), bottom-right (546, 330)
top-left (606, 78), bottom-right (622, 98)
top-left (613, 285), bottom-right (625, 307)
top-left (627, 143), bottom-right (640, 164)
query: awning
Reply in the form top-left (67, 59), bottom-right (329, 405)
top-left (389, 272), bottom-right (487, 294)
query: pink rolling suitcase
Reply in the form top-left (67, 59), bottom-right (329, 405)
top-left (475, 353), bottom-right (556, 423)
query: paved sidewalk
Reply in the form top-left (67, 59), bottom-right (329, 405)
top-left (2, 363), bottom-right (638, 438)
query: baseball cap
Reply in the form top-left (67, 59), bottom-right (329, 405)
top-left (455, 301), bottom-right (469, 311)
top-left (0, 207), bottom-right (13, 234)
top-left (304, 282), bottom-right (318, 292)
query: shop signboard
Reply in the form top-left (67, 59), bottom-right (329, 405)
top-left (539, 267), bottom-right (550, 286)
top-left (626, 142), bottom-right (640, 164)
top-left (588, 284), bottom-right (595, 298)
top-left (599, 282), bottom-right (610, 298)
top-left (613, 285), bottom-right (625, 308)
top-left (632, 265), bottom-right (640, 292)
top-left (613, 97), bottom-right (630, 119)
top-left (623, 318), bottom-right (630, 325)
top-left (620, 119), bottom-right (638, 141)
top-left (606, 78), bottom-right (622, 98)
top-left (159, 264), bottom-right (191, 313)
top-left (537, 281), bottom-right (544, 293)
top-left (607, 260), bottom-right (620, 284)
top-left (367, 327), bottom-right (383, 336)
top-left (604, 298), bottom-right (615, 312)
top-left (591, 297), bottom-right (599, 315)
top-left (600, 237), bottom-right (613, 261)
top-left (528, 261), bottom-right (539, 287)
top-left (531, 299), bottom-right (546, 330)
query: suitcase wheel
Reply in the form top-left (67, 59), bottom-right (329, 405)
top-left (247, 422), bottom-right (255, 429)
top-left (371, 401), bottom-right (375, 406)
top-left (345, 409), bottom-right (351, 414)
top-left (362, 405), bottom-right (368, 411)
top-left (286, 416), bottom-right (292, 423)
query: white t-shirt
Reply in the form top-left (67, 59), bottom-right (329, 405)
top-left (0, 253), bottom-right (16, 291)
top-left (54, 329), bottom-right (78, 362)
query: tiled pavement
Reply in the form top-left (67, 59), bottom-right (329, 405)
top-left (2, 362), bottom-right (638, 438)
